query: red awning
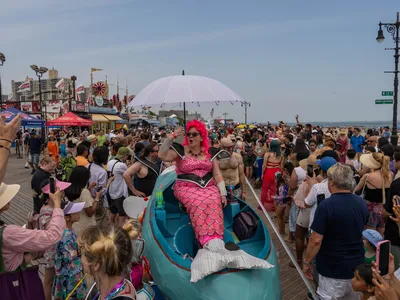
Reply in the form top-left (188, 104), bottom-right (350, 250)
top-left (46, 112), bottom-right (92, 126)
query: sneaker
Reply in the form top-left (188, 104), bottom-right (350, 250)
top-left (24, 163), bottom-right (29, 169)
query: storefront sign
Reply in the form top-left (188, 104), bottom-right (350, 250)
top-left (21, 102), bottom-right (32, 112)
top-left (95, 96), bottom-right (104, 107)
top-left (89, 106), bottom-right (117, 115)
top-left (46, 100), bottom-right (62, 113)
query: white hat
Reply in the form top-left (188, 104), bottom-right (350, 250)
top-left (0, 183), bottom-right (21, 210)
top-left (123, 196), bottom-right (149, 219)
top-left (63, 201), bottom-right (85, 215)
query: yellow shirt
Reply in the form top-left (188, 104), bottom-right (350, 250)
top-left (76, 156), bottom-right (89, 167)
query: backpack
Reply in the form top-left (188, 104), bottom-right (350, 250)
top-left (233, 211), bottom-right (258, 241)
top-left (26, 211), bottom-right (51, 260)
top-left (56, 156), bottom-right (77, 181)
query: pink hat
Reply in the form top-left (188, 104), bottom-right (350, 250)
top-left (63, 201), bottom-right (85, 215)
top-left (41, 179), bottom-right (71, 194)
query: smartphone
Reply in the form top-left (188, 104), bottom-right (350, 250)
top-left (97, 186), bottom-right (103, 192)
top-left (314, 168), bottom-right (320, 177)
top-left (394, 195), bottom-right (400, 206)
top-left (317, 194), bottom-right (325, 205)
top-left (49, 177), bottom-right (56, 194)
top-left (376, 240), bottom-right (391, 276)
top-left (307, 165), bottom-right (314, 177)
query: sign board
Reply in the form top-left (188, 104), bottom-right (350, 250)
top-left (95, 96), bottom-right (104, 107)
top-left (88, 105), bottom-right (117, 115)
top-left (382, 91), bottom-right (393, 96)
top-left (21, 102), bottom-right (32, 112)
top-left (375, 99), bottom-right (393, 104)
top-left (46, 100), bottom-right (62, 113)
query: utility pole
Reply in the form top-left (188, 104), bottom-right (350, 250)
top-left (70, 75), bottom-right (77, 112)
top-left (241, 101), bottom-right (251, 124)
top-left (0, 53), bottom-right (6, 111)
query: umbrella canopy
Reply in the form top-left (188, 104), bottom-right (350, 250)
top-left (127, 75), bottom-right (243, 107)
top-left (0, 107), bottom-right (45, 126)
top-left (46, 112), bottom-right (92, 126)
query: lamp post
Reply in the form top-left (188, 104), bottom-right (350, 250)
top-left (0, 53), bottom-right (5, 111)
top-left (30, 65), bottom-right (48, 136)
top-left (70, 75), bottom-right (77, 112)
top-left (377, 12), bottom-right (400, 147)
top-left (223, 112), bottom-right (228, 126)
top-left (241, 101), bottom-right (251, 125)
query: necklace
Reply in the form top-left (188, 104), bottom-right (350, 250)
top-left (189, 149), bottom-right (203, 157)
top-left (94, 278), bottom-right (126, 300)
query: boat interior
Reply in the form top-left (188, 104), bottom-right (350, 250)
top-left (150, 182), bottom-right (271, 270)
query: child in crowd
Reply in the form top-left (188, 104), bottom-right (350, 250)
top-left (53, 201), bottom-right (86, 300)
top-left (362, 229), bottom-right (382, 264)
top-left (346, 149), bottom-right (360, 170)
top-left (273, 166), bottom-right (291, 235)
top-left (351, 264), bottom-right (376, 300)
top-left (39, 179), bottom-right (71, 300)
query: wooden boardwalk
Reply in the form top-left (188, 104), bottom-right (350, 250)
top-left (1, 154), bottom-right (311, 300)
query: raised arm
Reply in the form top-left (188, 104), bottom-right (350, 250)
top-left (158, 127), bottom-right (184, 162)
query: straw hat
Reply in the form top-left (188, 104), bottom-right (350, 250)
top-left (299, 154), bottom-right (318, 170)
top-left (87, 134), bottom-right (97, 143)
top-left (339, 128), bottom-right (347, 135)
top-left (0, 183), bottom-right (21, 210)
top-left (220, 137), bottom-right (234, 148)
top-left (360, 153), bottom-right (381, 170)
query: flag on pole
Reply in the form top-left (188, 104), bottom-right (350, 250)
top-left (75, 84), bottom-right (84, 94)
top-left (210, 108), bottom-right (214, 118)
top-left (91, 68), bottom-right (103, 72)
top-left (17, 81), bottom-right (30, 93)
top-left (55, 78), bottom-right (64, 89)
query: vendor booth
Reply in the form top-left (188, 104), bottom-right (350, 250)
top-left (46, 112), bottom-right (93, 128)
top-left (0, 107), bottom-right (45, 133)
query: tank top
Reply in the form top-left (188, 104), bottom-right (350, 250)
top-left (136, 158), bottom-right (160, 196)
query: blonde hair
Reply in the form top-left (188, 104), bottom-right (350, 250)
top-left (372, 152), bottom-right (390, 181)
top-left (40, 155), bottom-right (56, 165)
top-left (122, 219), bottom-right (141, 240)
top-left (78, 223), bottom-right (138, 277)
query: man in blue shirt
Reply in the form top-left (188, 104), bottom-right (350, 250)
top-left (302, 164), bottom-right (369, 300)
top-left (350, 127), bottom-right (365, 153)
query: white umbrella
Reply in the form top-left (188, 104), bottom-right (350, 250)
top-left (127, 73), bottom-right (244, 124)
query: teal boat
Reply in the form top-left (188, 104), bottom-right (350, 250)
top-left (142, 170), bottom-right (281, 300)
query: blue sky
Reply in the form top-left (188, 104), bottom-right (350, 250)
top-left (0, 0), bottom-right (399, 123)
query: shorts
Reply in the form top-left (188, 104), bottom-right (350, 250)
top-left (243, 155), bottom-right (255, 167)
top-left (29, 153), bottom-right (40, 164)
top-left (108, 195), bottom-right (126, 216)
top-left (317, 274), bottom-right (359, 300)
top-left (296, 207), bottom-right (311, 228)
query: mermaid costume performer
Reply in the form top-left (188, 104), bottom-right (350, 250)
top-left (169, 142), bottom-right (273, 282)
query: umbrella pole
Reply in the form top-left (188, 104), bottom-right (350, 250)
top-left (183, 102), bottom-right (186, 128)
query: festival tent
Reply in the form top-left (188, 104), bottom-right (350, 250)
top-left (0, 107), bottom-right (45, 126)
top-left (46, 112), bottom-right (92, 126)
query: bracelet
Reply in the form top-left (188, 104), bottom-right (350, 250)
top-left (0, 145), bottom-right (10, 153)
top-left (0, 138), bottom-right (12, 144)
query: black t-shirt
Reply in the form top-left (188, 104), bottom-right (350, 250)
top-left (384, 178), bottom-right (400, 246)
top-left (29, 137), bottom-right (43, 154)
top-left (311, 193), bottom-right (369, 279)
top-left (31, 168), bottom-right (51, 196)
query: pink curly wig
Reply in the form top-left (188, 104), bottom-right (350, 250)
top-left (183, 120), bottom-right (209, 154)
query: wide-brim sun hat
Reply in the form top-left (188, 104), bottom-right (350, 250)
top-left (41, 179), bottom-right (71, 194)
top-left (87, 134), bottom-right (97, 143)
top-left (339, 128), bottom-right (347, 135)
top-left (63, 201), bottom-right (85, 215)
top-left (220, 137), bottom-right (234, 147)
top-left (123, 196), bottom-right (149, 219)
top-left (360, 153), bottom-right (381, 170)
top-left (0, 183), bottom-right (21, 210)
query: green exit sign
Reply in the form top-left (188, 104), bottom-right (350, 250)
top-left (382, 91), bottom-right (393, 96)
top-left (376, 99), bottom-right (393, 104)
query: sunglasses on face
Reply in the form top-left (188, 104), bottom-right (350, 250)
top-left (367, 140), bottom-right (373, 143)
top-left (186, 132), bottom-right (200, 138)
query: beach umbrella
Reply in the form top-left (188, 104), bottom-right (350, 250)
top-left (127, 71), bottom-right (244, 125)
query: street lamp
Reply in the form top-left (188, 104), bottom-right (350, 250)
top-left (70, 75), bottom-right (77, 112)
top-left (377, 12), bottom-right (400, 147)
top-left (30, 64), bottom-right (48, 135)
top-left (241, 101), bottom-right (251, 125)
top-left (0, 53), bottom-right (5, 111)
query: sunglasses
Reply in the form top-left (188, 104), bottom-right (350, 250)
top-left (367, 140), bottom-right (373, 143)
top-left (186, 132), bottom-right (200, 138)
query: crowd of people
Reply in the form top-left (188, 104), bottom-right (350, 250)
top-left (2, 113), bottom-right (400, 299)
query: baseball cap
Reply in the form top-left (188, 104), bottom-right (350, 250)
top-left (362, 229), bottom-right (382, 247)
top-left (63, 201), bottom-right (85, 215)
top-left (116, 147), bottom-right (131, 159)
top-left (316, 157), bottom-right (337, 171)
top-left (41, 179), bottom-right (71, 194)
top-left (312, 129), bottom-right (318, 133)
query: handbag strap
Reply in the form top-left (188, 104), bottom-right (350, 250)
top-left (361, 174), bottom-right (369, 196)
top-left (0, 226), bottom-right (5, 272)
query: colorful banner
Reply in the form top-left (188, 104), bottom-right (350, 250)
top-left (21, 102), bottom-right (32, 112)
top-left (46, 100), bottom-right (62, 113)
top-left (55, 78), bottom-right (64, 89)
top-left (17, 81), bottom-right (30, 93)
top-left (75, 84), bottom-right (85, 94)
